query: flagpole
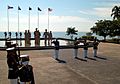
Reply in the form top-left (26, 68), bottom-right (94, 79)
top-left (28, 10), bottom-right (30, 30)
top-left (7, 6), bottom-right (9, 37)
top-left (18, 7), bottom-right (20, 46)
top-left (18, 8), bottom-right (19, 34)
top-left (38, 11), bottom-right (39, 29)
top-left (48, 9), bottom-right (49, 32)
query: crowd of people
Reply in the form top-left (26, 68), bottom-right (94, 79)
top-left (5, 35), bottom-right (100, 84)
top-left (4, 28), bottom-right (53, 47)
top-left (24, 28), bottom-right (53, 47)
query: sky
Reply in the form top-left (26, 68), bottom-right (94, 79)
top-left (0, 0), bottom-right (120, 32)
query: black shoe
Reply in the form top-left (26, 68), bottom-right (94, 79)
top-left (94, 56), bottom-right (97, 57)
top-left (74, 57), bottom-right (78, 59)
top-left (55, 58), bottom-right (59, 60)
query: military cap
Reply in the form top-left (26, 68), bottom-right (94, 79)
top-left (20, 55), bottom-right (29, 62)
top-left (11, 42), bottom-right (17, 47)
top-left (6, 47), bottom-right (15, 51)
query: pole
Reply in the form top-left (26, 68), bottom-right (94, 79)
top-left (18, 9), bottom-right (19, 35)
top-left (29, 10), bottom-right (30, 30)
top-left (18, 8), bottom-right (20, 46)
top-left (7, 7), bottom-right (9, 37)
top-left (38, 11), bottom-right (39, 29)
top-left (48, 10), bottom-right (49, 32)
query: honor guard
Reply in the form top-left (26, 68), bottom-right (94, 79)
top-left (73, 37), bottom-right (80, 58)
top-left (6, 47), bottom-right (19, 84)
top-left (52, 38), bottom-right (60, 60)
top-left (19, 55), bottom-right (35, 84)
top-left (93, 38), bottom-right (99, 57)
top-left (83, 39), bottom-right (89, 58)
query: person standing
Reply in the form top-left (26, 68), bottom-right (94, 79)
top-left (52, 38), bottom-right (60, 60)
top-left (93, 38), bottom-right (99, 57)
top-left (48, 31), bottom-right (53, 46)
top-left (4, 32), bottom-right (7, 46)
top-left (28, 30), bottom-right (31, 47)
top-left (73, 37), bottom-right (80, 58)
top-left (20, 32), bottom-right (22, 46)
top-left (34, 28), bottom-right (41, 47)
top-left (6, 47), bottom-right (19, 84)
top-left (43, 29), bottom-right (49, 46)
top-left (15, 32), bottom-right (18, 45)
top-left (83, 39), bottom-right (89, 58)
top-left (24, 30), bottom-right (27, 47)
top-left (19, 55), bottom-right (35, 84)
top-left (9, 32), bottom-right (12, 39)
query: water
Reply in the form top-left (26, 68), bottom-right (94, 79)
top-left (0, 32), bottom-right (105, 47)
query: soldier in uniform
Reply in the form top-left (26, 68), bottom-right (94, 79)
top-left (83, 39), bottom-right (89, 58)
top-left (52, 38), bottom-right (60, 60)
top-left (19, 55), bottom-right (35, 84)
top-left (73, 37), bottom-right (80, 58)
top-left (6, 47), bottom-right (19, 84)
top-left (93, 38), bottom-right (100, 57)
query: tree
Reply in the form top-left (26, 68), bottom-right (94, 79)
top-left (86, 32), bottom-right (92, 36)
top-left (111, 6), bottom-right (120, 20)
top-left (110, 20), bottom-right (120, 38)
top-left (111, 6), bottom-right (120, 39)
top-left (91, 20), bottom-right (112, 40)
top-left (66, 27), bottom-right (78, 40)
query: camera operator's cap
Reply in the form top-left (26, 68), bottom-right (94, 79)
top-left (20, 55), bottom-right (29, 62)
top-left (6, 47), bottom-right (15, 51)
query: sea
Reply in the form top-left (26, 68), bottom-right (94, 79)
top-left (0, 32), bottom-right (105, 47)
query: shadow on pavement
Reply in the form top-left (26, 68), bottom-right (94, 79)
top-left (75, 57), bottom-right (87, 62)
top-left (94, 56), bottom-right (107, 60)
top-left (55, 58), bottom-right (67, 63)
top-left (86, 57), bottom-right (97, 61)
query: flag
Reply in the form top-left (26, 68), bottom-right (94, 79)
top-left (48, 8), bottom-right (52, 12)
top-left (18, 6), bottom-right (21, 10)
top-left (29, 7), bottom-right (32, 10)
top-left (38, 7), bottom-right (42, 11)
top-left (8, 5), bottom-right (13, 9)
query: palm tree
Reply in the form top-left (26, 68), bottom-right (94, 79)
top-left (111, 6), bottom-right (120, 20)
top-left (66, 27), bottom-right (78, 40)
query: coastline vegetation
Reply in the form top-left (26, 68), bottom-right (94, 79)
top-left (90, 5), bottom-right (120, 44)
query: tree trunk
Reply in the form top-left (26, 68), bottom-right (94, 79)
top-left (70, 34), bottom-right (73, 40)
top-left (104, 36), bottom-right (106, 41)
top-left (118, 36), bottom-right (120, 39)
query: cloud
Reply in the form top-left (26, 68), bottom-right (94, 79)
top-left (0, 15), bottom-right (94, 32)
top-left (78, 7), bottom-right (113, 19)
top-left (92, 7), bottom-right (112, 17)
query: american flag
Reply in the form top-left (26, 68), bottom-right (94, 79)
top-left (48, 8), bottom-right (52, 12)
